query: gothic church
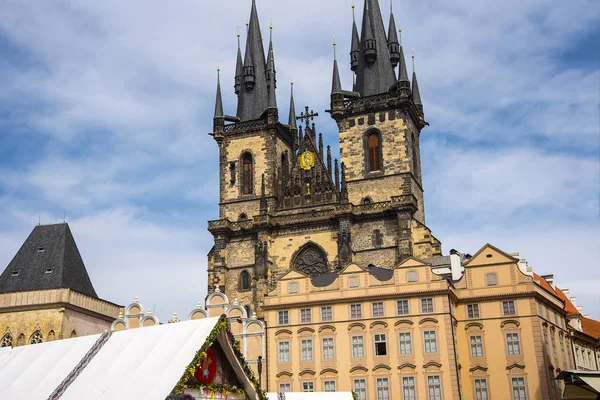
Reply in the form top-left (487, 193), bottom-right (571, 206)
top-left (208, 0), bottom-right (441, 315)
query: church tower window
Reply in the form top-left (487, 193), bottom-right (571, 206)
top-left (29, 330), bottom-right (43, 344)
top-left (366, 131), bottom-right (382, 172)
top-left (239, 270), bottom-right (251, 291)
top-left (373, 230), bottom-right (383, 248)
top-left (241, 152), bottom-right (254, 195)
top-left (1, 333), bottom-right (13, 347)
top-left (292, 243), bottom-right (329, 278)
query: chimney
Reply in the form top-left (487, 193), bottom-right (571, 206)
top-left (541, 274), bottom-right (555, 289)
top-left (562, 289), bottom-right (571, 298)
top-left (571, 297), bottom-right (577, 307)
top-left (449, 250), bottom-right (464, 281)
top-left (517, 258), bottom-right (533, 277)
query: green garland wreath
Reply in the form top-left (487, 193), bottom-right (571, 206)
top-left (174, 316), bottom-right (267, 399)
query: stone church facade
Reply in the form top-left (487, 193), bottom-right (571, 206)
top-left (207, 0), bottom-right (441, 316)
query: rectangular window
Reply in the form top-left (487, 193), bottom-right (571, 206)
top-left (470, 335), bottom-right (484, 357)
top-left (279, 383), bottom-right (291, 393)
top-left (321, 306), bottom-right (333, 322)
top-left (421, 298), bottom-right (434, 314)
top-left (467, 304), bottom-right (480, 319)
top-left (350, 304), bottom-right (363, 319)
top-left (324, 380), bottom-right (336, 392)
top-left (348, 275), bottom-right (360, 288)
top-left (354, 379), bottom-right (367, 400)
top-left (322, 338), bottom-right (335, 360)
top-left (475, 378), bottom-right (489, 400)
top-left (503, 301), bottom-right (516, 316)
top-left (376, 377), bottom-right (390, 400)
top-left (511, 377), bottom-right (527, 400)
top-left (372, 302), bottom-right (385, 318)
top-left (486, 273), bottom-right (497, 286)
top-left (300, 308), bottom-right (312, 323)
top-left (302, 382), bottom-right (314, 392)
top-left (278, 310), bottom-right (289, 325)
top-left (374, 334), bottom-right (387, 356)
top-left (424, 330), bottom-right (438, 353)
top-left (407, 270), bottom-right (418, 282)
top-left (507, 333), bottom-right (521, 355)
top-left (288, 282), bottom-right (299, 294)
top-left (397, 300), bottom-right (410, 315)
top-left (554, 312), bottom-right (559, 326)
top-left (399, 332), bottom-right (413, 355)
top-left (402, 376), bottom-right (416, 400)
top-left (301, 339), bottom-right (313, 361)
top-left (538, 302), bottom-right (543, 316)
top-left (352, 335), bottom-right (365, 358)
top-left (278, 341), bottom-right (290, 363)
top-left (427, 375), bottom-right (442, 400)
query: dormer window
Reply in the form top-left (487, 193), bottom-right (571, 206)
top-left (11, 270), bottom-right (19, 277)
top-left (37, 247), bottom-right (46, 253)
top-left (45, 267), bottom-right (54, 274)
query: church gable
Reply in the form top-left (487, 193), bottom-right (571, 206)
top-left (464, 243), bottom-right (518, 267)
top-left (396, 257), bottom-right (429, 269)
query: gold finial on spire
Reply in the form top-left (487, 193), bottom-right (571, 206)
top-left (399, 28), bottom-right (402, 46)
top-left (412, 48), bottom-right (416, 71)
top-left (237, 25), bottom-right (241, 38)
top-left (217, 61), bottom-right (220, 72)
top-left (333, 34), bottom-right (337, 60)
top-left (245, 13), bottom-right (249, 32)
top-left (270, 16), bottom-right (273, 30)
top-left (352, 3), bottom-right (356, 21)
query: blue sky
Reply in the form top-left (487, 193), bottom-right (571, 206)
top-left (0, 0), bottom-right (598, 322)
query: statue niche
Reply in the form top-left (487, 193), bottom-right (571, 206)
top-left (292, 244), bottom-right (329, 278)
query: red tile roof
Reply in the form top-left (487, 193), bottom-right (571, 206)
top-left (582, 317), bottom-right (600, 340)
top-left (533, 273), bottom-right (580, 317)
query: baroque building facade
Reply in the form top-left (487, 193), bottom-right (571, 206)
top-left (207, 0), bottom-right (440, 318)
top-left (0, 223), bottom-right (122, 348)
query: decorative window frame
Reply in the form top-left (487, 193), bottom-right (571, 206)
top-left (363, 129), bottom-right (385, 176)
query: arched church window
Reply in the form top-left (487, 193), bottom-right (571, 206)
top-left (17, 334), bottom-right (25, 346)
top-left (47, 330), bottom-right (56, 342)
top-left (239, 270), bottom-right (251, 291)
top-left (1, 333), bottom-right (13, 347)
top-left (412, 133), bottom-right (419, 175)
top-left (29, 330), bottom-right (43, 345)
top-left (366, 131), bottom-right (382, 172)
top-left (239, 213), bottom-right (248, 221)
top-left (362, 197), bottom-right (372, 205)
top-left (292, 244), bottom-right (329, 278)
top-left (70, 330), bottom-right (77, 338)
top-left (373, 230), bottom-right (383, 248)
top-left (241, 152), bottom-right (254, 195)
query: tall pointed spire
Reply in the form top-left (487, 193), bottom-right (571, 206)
top-left (214, 66), bottom-right (224, 118)
top-left (355, 0), bottom-right (397, 96)
top-left (397, 29), bottom-right (410, 88)
top-left (236, 0), bottom-right (269, 121)
top-left (265, 18), bottom-right (276, 90)
top-left (387, 2), bottom-right (400, 67)
top-left (288, 82), bottom-right (297, 130)
top-left (350, 4), bottom-right (360, 72)
top-left (267, 50), bottom-right (277, 110)
top-left (332, 38), bottom-right (343, 95)
top-left (412, 52), bottom-right (423, 108)
top-left (235, 28), bottom-right (244, 96)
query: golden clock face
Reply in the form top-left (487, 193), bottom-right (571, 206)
top-left (299, 150), bottom-right (315, 171)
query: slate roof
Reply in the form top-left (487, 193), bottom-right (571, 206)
top-left (423, 256), bottom-right (451, 267)
top-left (0, 223), bottom-right (98, 298)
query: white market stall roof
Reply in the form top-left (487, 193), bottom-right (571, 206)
top-left (0, 316), bottom-right (263, 400)
top-left (267, 393), bottom-right (355, 400)
top-left (0, 333), bottom-right (101, 400)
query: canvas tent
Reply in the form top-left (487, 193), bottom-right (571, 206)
top-left (0, 316), bottom-right (265, 400)
top-left (556, 370), bottom-right (600, 400)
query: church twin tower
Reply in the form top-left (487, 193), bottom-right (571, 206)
top-left (208, 0), bottom-right (441, 314)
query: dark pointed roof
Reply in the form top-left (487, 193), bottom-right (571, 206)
top-left (412, 69), bottom-right (422, 106)
top-left (355, 0), bottom-right (397, 96)
top-left (237, 0), bottom-right (269, 121)
top-left (350, 9), bottom-right (360, 71)
top-left (234, 34), bottom-right (244, 95)
top-left (332, 45), bottom-right (343, 95)
top-left (288, 82), bottom-right (297, 130)
top-left (0, 223), bottom-right (98, 298)
top-left (214, 69), bottom-right (224, 118)
top-left (388, 11), bottom-right (399, 47)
